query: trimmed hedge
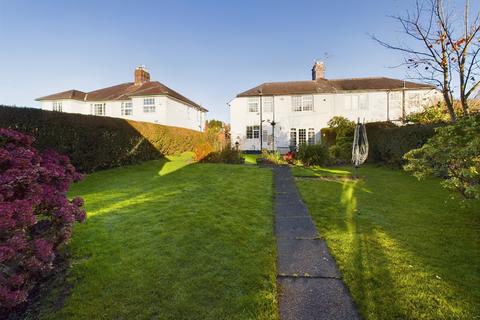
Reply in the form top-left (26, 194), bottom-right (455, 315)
top-left (365, 122), bottom-right (442, 165)
top-left (0, 106), bottom-right (204, 172)
top-left (322, 121), bottom-right (442, 166)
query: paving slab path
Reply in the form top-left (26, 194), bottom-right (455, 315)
top-left (274, 166), bottom-right (360, 320)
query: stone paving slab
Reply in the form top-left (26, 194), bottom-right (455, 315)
top-left (278, 277), bottom-right (359, 320)
top-left (274, 203), bottom-right (310, 218)
top-left (273, 166), bottom-right (359, 320)
top-left (275, 216), bottom-right (319, 239)
top-left (277, 239), bottom-right (341, 278)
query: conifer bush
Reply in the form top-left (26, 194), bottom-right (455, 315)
top-left (0, 129), bottom-right (86, 309)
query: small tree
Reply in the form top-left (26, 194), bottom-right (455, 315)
top-left (404, 102), bottom-right (451, 124)
top-left (0, 129), bottom-right (86, 309)
top-left (403, 113), bottom-right (480, 199)
top-left (327, 116), bottom-right (355, 163)
top-left (372, 0), bottom-right (480, 121)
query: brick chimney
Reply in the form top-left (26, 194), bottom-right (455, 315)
top-left (134, 66), bottom-right (150, 85)
top-left (312, 61), bottom-right (325, 80)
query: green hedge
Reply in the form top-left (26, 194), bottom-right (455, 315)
top-left (365, 122), bottom-right (442, 165)
top-left (0, 106), bottom-right (204, 172)
top-left (322, 121), bottom-right (442, 166)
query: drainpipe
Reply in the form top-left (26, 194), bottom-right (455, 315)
top-left (272, 96), bottom-right (275, 152)
top-left (386, 90), bottom-right (390, 121)
top-left (258, 90), bottom-right (263, 151)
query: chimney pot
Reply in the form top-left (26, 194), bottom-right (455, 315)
top-left (135, 66), bottom-right (150, 85)
top-left (312, 61), bottom-right (325, 80)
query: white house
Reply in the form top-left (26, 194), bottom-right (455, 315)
top-left (37, 67), bottom-right (207, 131)
top-left (229, 62), bottom-right (441, 152)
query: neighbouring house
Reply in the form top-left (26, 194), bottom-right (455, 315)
top-left (37, 66), bottom-right (207, 131)
top-left (229, 62), bottom-right (441, 152)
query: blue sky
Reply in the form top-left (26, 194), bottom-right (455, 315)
top-left (0, 0), bottom-right (458, 121)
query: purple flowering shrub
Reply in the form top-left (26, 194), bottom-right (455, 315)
top-left (0, 128), bottom-right (86, 309)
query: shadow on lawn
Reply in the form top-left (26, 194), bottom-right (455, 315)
top-left (336, 180), bottom-right (405, 318)
top-left (307, 167), bottom-right (480, 318)
top-left (17, 157), bottom-right (196, 319)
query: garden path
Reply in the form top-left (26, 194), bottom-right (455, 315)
top-left (273, 166), bottom-right (359, 320)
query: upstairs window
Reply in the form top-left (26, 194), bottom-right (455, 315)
top-left (263, 96), bottom-right (273, 113)
top-left (248, 97), bottom-right (259, 112)
top-left (292, 95), bottom-right (314, 111)
top-left (292, 96), bottom-right (302, 112)
top-left (246, 125), bottom-right (260, 139)
top-left (92, 103), bottom-right (105, 116)
top-left (308, 128), bottom-right (315, 145)
top-left (121, 102), bottom-right (133, 116)
top-left (52, 101), bottom-right (62, 112)
top-left (302, 95), bottom-right (313, 111)
top-left (143, 98), bottom-right (156, 113)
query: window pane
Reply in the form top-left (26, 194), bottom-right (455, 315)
top-left (253, 125), bottom-right (260, 139)
top-left (292, 96), bottom-right (302, 111)
top-left (94, 103), bottom-right (104, 116)
top-left (248, 97), bottom-right (259, 112)
top-left (246, 126), bottom-right (253, 139)
top-left (290, 128), bottom-right (297, 147)
top-left (263, 96), bottom-right (273, 113)
top-left (308, 128), bottom-right (315, 145)
top-left (299, 129), bottom-right (306, 145)
top-left (302, 95), bottom-right (313, 111)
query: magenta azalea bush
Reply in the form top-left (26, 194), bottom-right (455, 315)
top-left (0, 128), bottom-right (86, 309)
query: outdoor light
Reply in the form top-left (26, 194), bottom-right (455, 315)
top-left (234, 141), bottom-right (239, 150)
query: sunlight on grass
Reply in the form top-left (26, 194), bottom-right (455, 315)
top-left (291, 165), bottom-right (351, 177)
top-left (42, 159), bottom-right (278, 320)
top-left (159, 152), bottom-right (194, 176)
top-left (295, 165), bottom-right (480, 319)
top-left (242, 153), bottom-right (260, 165)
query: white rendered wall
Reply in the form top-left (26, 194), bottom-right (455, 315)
top-left (230, 88), bottom-right (441, 152)
top-left (39, 95), bottom-right (206, 131)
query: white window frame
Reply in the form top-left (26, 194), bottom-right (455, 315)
top-left (52, 101), bottom-right (62, 112)
top-left (302, 95), bottom-right (313, 111)
top-left (263, 96), bottom-right (273, 113)
top-left (143, 98), bottom-right (156, 113)
top-left (292, 96), bottom-right (302, 112)
top-left (298, 128), bottom-right (307, 146)
top-left (308, 128), bottom-right (315, 145)
top-left (92, 103), bottom-right (105, 116)
top-left (290, 128), bottom-right (297, 147)
top-left (246, 125), bottom-right (260, 139)
top-left (292, 95), bottom-right (314, 112)
top-left (121, 101), bottom-right (133, 116)
top-left (248, 97), bottom-right (259, 113)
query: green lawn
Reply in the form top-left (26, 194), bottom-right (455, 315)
top-left (242, 153), bottom-right (261, 165)
top-left (293, 165), bottom-right (480, 319)
top-left (40, 154), bottom-right (278, 320)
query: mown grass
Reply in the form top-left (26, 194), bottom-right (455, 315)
top-left (40, 154), bottom-right (278, 320)
top-left (293, 165), bottom-right (480, 320)
top-left (242, 153), bottom-right (261, 165)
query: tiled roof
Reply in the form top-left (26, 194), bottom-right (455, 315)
top-left (37, 81), bottom-right (207, 112)
top-left (237, 77), bottom-right (436, 97)
top-left (36, 89), bottom-right (87, 101)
